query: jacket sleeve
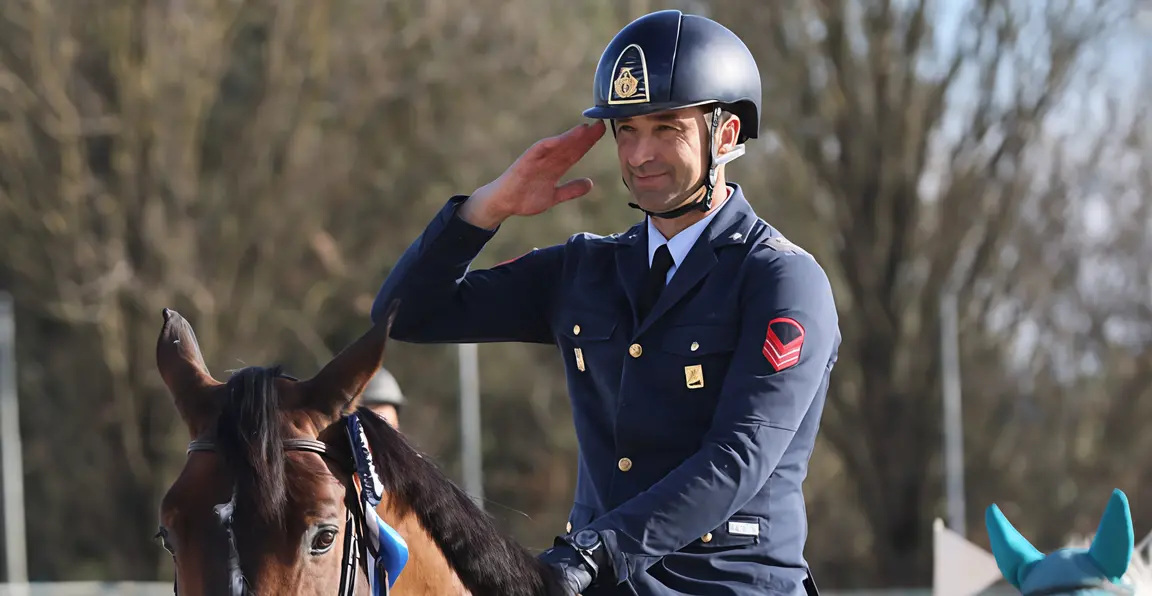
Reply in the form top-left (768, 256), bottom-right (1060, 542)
top-left (371, 195), bottom-right (564, 345)
top-left (584, 249), bottom-right (840, 583)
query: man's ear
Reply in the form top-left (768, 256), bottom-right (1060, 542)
top-left (715, 113), bottom-right (741, 155)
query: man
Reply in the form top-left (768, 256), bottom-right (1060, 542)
top-left (372, 9), bottom-right (840, 596)
top-left (360, 366), bottom-right (406, 429)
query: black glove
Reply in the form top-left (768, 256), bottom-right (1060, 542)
top-left (538, 537), bottom-right (597, 595)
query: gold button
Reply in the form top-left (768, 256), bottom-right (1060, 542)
top-left (573, 324), bottom-right (581, 335)
top-left (690, 341), bottom-right (700, 352)
top-left (617, 457), bottom-right (633, 472)
top-left (629, 343), bottom-right (643, 358)
top-left (702, 532), bottom-right (713, 543)
top-left (566, 522), bottom-right (573, 533)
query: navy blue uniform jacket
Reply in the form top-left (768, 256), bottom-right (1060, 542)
top-left (372, 184), bottom-right (840, 595)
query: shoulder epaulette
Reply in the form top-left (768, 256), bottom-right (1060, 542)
top-left (762, 235), bottom-right (808, 256)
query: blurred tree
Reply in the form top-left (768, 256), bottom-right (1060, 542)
top-left (709, 0), bottom-right (1148, 586)
top-left (0, 0), bottom-right (625, 579)
top-left (0, 0), bottom-right (1148, 587)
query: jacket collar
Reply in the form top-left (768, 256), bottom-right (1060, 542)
top-left (613, 184), bottom-right (760, 335)
top-left (612, 183), bottom-right (758, 248)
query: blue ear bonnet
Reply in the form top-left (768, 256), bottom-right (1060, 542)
top-left (985, 489), bottom-right (1134, 595)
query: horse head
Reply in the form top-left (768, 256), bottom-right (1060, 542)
top-left (154, 303), bottom-right (566, 595)
top-left (986, 488), bottom-right (1135, 596)
top-left (154, 302), bottom-right (405, 594)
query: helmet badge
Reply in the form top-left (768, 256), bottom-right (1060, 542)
top-left (608, 44), bottom-right (650, 105)
top-left (614, 68), bottom-right (639, 99)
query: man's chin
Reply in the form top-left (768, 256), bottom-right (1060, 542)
top-left (629, 191), bottom-right (675, 212)
top-left (631, 193), bottom-right (696, 216)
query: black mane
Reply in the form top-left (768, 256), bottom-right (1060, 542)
top-left (215, 365), bottom-right (287, 526)
top-left (351, 407), bottom-right (565, 596)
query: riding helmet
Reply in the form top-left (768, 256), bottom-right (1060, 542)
top-left (582, 9), bottom-right (762, 143)
top-left (360, 367), bottom-right (406, 408)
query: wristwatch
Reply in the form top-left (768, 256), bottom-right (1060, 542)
top-left (569, 529), bottom-right (604, 576)
top-left (572, 529), bottom-right (601, 552)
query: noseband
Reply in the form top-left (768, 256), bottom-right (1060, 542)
top-left (168, 414), bottom-right (402, 596)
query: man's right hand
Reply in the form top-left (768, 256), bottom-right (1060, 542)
top-left (458, 120), bottom-right (606, 230)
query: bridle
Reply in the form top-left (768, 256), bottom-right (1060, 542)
top-left (164, 416), bottom-right (388, 596)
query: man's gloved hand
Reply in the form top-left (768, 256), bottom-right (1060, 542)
top-left (540, 530), bottom-right (611, 596)
top-left (539, 540), bottom-right (594, 595)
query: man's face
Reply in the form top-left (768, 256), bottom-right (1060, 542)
top-left (614, 106), bottom-right (714, 213)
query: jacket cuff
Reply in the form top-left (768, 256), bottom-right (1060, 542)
top-left (441, 195), bottom-right (500, 243)
top-left (594, 528), bottom-right (656, 585)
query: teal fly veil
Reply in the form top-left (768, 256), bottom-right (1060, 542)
top-left (985, 488), bottom-right (1134, 595)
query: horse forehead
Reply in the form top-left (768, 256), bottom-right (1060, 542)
top-left (1021, 549), bottom-right (1115, 591)
top-left (161, 454), bottom-right (233, 518)
top-left (287, 453), bottom-right (348, 501)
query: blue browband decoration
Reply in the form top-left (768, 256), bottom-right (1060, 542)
top-left (346, 413), bottom-right (410, 592)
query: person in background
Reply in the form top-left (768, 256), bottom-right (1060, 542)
top-left (360, 366), bottom-right (406, 430)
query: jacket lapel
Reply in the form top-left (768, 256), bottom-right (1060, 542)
top-left (634, 236), bottom-right (717, 337)
top-left (613, 223), bottom-right (648, 331)
top-left (632, 184), bottom-right (759, 338)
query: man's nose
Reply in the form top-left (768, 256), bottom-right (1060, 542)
top-left (626, 135), bottom-right (660, 168)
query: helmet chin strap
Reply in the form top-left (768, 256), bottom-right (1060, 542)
top-left (625, 106), bottom-right (746, 220)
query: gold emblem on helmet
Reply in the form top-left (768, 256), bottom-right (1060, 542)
top-left (614, 68), bottom-right (639, 99)
top-left (607, 43), bottom-right (650, 105)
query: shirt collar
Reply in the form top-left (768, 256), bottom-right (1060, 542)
top-left (646, 200), bottom-right (725, 268)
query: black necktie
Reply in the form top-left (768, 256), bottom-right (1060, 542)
top-left (638, 244), bottom-right (674, 322)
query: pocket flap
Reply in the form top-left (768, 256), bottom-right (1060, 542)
top-left (662, 325), bottom-right (738, 356)
top-left (559, 309), bottom-right (619, 341)
top-left (692, 515), bottom-right (762, 548)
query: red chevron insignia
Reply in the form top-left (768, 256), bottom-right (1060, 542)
top-left (762, 317), bottom-right (805, 371)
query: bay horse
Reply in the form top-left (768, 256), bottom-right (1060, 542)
top-left (154, 304), bottom-right (568, 595)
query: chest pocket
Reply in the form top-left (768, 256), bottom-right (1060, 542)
top-left (661, 325), bottom-right (738, 357)
top-left (558, 309), bottom-right (619, 343)
top-left (557, 310), bottom-right (620, 375)
top-left (659, 324), bottom-right (738, 395)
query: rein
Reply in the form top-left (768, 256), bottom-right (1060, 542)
top-left (170, 414), bottom-right (401, 595)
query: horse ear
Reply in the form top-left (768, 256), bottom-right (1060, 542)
top-left (300, 301), bottom-right (399, 423)
top-left (985, 503), bottom-right (1045, 588)
top-left (1088, 488), bottom-right (1134, 582)
top-left (156, 308), bottom-right (222, 433)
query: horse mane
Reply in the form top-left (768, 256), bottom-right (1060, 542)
top-left (215, 365), bottom-right (288, 527)
top-left (350, 407), bottom-right (565, 596)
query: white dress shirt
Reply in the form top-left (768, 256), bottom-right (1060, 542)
top-left (646, 203), bottom-right (724, 286)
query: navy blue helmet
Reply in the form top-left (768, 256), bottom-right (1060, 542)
top-left (583, 10), bottom-right (762, 218)
top-left (583, 10), bottom-right (762, 143)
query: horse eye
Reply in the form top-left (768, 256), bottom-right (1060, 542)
top-left (310, 527), bottom-right (339, 554)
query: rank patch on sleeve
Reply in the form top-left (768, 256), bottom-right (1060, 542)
top-left (762, 317), bottom-right (805, 371)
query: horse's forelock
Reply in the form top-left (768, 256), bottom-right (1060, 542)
top-left (216, 365), bottom-right (288, 527)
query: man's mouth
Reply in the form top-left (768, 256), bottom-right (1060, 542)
top-left (632, 172), bottom-right (667, 188)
